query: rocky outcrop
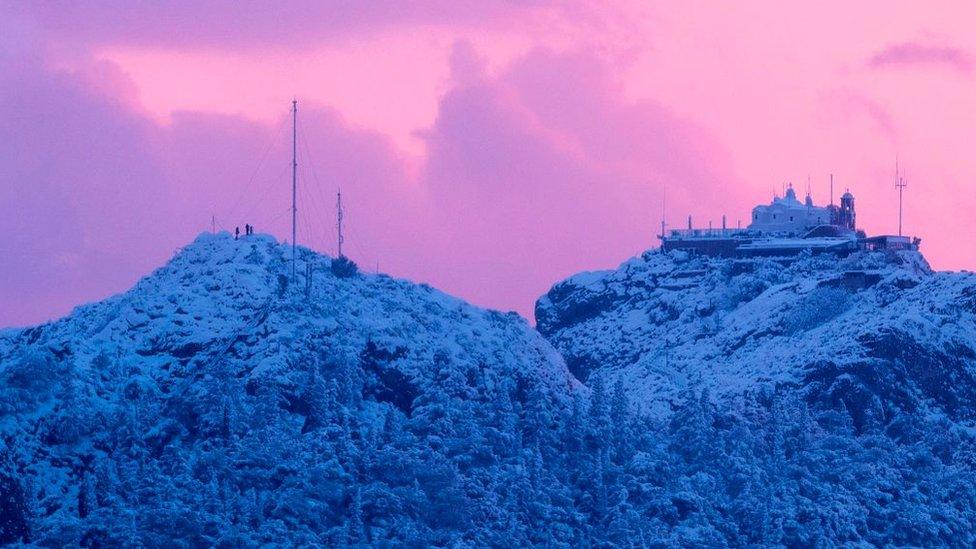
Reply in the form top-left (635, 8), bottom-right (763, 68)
top-left (537, 248), bottom-right (976, 421)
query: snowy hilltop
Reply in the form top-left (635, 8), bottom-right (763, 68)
top-left (0, 233), bottom-right (578, 545)
top-left (537, 248), bottom-right (976, 422)
top-left (2, 235), bottom-right (976, 546)
top-left (2, 233), bottom-right (575, 405)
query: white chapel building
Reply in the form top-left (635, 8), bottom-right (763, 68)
top-left (748, 184), bottom-right (853, 234)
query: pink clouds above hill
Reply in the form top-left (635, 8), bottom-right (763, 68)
top-left (2, 2), bottom-right (975, 326)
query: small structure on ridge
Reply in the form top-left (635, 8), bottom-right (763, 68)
top-left (661, 179), bottom-right (918, 258)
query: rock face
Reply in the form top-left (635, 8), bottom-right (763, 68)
top-left (537, 248), bottom-right (976, 424)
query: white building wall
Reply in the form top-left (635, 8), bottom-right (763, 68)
top-left (748, 189), bottom-right (831, 233)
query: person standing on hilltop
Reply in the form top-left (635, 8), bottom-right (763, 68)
top-left (235, 227), bottom-right (240, 240)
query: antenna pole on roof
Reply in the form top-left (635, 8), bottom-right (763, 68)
top-left (336, 189), bottom-right (345, 258)
top-left (830, 174), bottom-right (834, 206)
top-left (291, 99), bottom-right (298, 280)
top-left (895, 157), bottom-right (908, 236)
top-left (660, 188), bottom-right (668, 240)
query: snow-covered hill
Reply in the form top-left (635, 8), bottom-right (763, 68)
top-left (0, 233), bottom-right (578, 545)
top-left (3, 235), bottom-right (976, 546)
top-left (1, 232), bottom-right (575, 411)
top-left (537, 248), bottom-right (976, 423)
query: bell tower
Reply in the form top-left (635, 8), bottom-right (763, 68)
top-left (839, 190), bottom-right (856, 230)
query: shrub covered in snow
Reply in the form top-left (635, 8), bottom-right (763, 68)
top-left (331, 255), bottom-right (358, 278)
top-left (783, 286), bottom-right (851, 334)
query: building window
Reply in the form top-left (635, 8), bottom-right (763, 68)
top-left (790, 216), bottom-right (794, 221)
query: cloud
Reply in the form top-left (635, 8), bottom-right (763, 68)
top-left (418, 44), bottom-right (735, 316)
top-left (0, 49), bottom-right (411, 327)
top-left (820, 90), bottom-right (896, 138)
top-left (0, 51), bottom-right (169, 324)
top-left (0, 35), bottom-right (736, 327)
top-left (868, 42), bottom-right (974, 72)
top-left (16, 1), bottom-right (555, 50)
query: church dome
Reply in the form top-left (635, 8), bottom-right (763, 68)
top-left (785, 185), bottom-right (797, 201)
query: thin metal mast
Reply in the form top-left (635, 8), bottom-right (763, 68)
top-left (659, 188), bottom-right (667, 240)
top-left (291, 99), bottom-right (298, 278)
top-left (336, 189), bottom-right (344, 258)
top-left (895, 157), bottom-right (908, 236)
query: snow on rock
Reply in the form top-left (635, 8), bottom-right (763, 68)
top-left (2, 234), bottom-right (976, 545)
top-left (0, 232), bottom-right (582, 544)
top-left (1, 232), bottom-right (577, 410)
top-left (537, 247), bottom-right (976, 422)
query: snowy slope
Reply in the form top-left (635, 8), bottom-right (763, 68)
top-left (537, 248), bottom-right (976, 422)
top-left (0, 232), bottom-right (576, 411)
top-left (2, 234), bottom-right (976, 545)
top-left (0, 233), bottom-right (583, 544)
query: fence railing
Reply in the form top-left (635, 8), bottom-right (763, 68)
top-left (663, 228), bottom-right (755, 239)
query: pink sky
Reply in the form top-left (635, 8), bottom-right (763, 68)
top-left (2, 2), bottom-right (975, 327)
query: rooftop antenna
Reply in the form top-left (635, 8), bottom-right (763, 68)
top-left (291, 99), bottom-right (298, 279)
top-left (829, 174), bottom-right (834, 206)
top-left (336, 189), bottom-right (345, 258)
top-left (660, 188), bottom-right (668, 240)
top-left (895, 156), bottom-right (908, 236)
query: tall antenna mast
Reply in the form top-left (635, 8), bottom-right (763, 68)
top-left (336, 189), bottom-right (345, 258)
top-left (895, 157), bottom-right (908, 236)
top-left (660, 188), bottom-right (668, 240)
top-left (291, 99), bottom-right (298, 279)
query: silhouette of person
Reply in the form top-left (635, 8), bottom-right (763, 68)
top-left (235, 227), bottom-right (240, 240)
